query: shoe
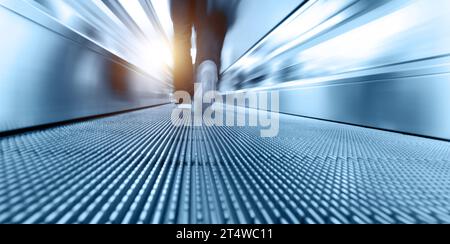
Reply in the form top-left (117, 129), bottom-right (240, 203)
top-left (196, 60), bottom-right (218, 99)
top-left (169, 93), bottom-right (177, 104)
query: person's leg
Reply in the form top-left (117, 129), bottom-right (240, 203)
top-left (202, 14), bottom-right (227, 72)
top-left (194, 0), bottom-right (228, 95)
top-left (170, 0), bottom-right (196, 97)
top-left (194, 1), bottom-right (228, 74)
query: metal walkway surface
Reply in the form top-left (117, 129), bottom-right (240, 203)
top-left (1, 104), bottom-right (450, 224)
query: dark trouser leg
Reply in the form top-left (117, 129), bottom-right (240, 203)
top-left (194, 0), bottom-right (228, 75)
top-left (170, 0), bottom-right (196, 96)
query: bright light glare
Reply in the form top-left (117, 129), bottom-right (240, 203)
top-left (137, 40), bottom-right (173, 67)
top-left (151, 0), bottom-right (174, 38)
top-left (126, 34), bottom-right (173, 77)
top-left (119, 0), bottom-right (154, 33)
top-left (118, 0), bottom-right (173, 74)
top-left (297, 2), bottom-right (418, 74)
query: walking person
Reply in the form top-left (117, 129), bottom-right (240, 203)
top-left (170, 0), bottom-right (238, 100)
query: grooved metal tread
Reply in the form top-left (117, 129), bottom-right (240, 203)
top-left (1, 104), bottom-right (450, 224)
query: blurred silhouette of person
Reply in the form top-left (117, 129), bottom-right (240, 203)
top-left (170, 0), bottom-right (239, 99)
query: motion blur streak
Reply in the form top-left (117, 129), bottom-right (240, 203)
top-left (222, 0), bottom-right (450, 88)
top-left (221, 0), bottom-right (450, 140)
top-left (0, 0), bottom-right (172, 132)
top-left (1, 0), bottom-right (450, 224)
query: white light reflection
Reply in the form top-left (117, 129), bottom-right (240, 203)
top-left (118, 0), bottom-right (173, 74)
top-left (222, 0), bottom-right (450, 93)
top-left (151, 0), bottom-right (173, 38)
top-left (119, 0), bottom-right (154, 33)
top-left (298, 1), bottom-right (417, 74)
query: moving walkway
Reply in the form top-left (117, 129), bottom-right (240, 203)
top-left (1, 0), bottom-right (450, 224)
